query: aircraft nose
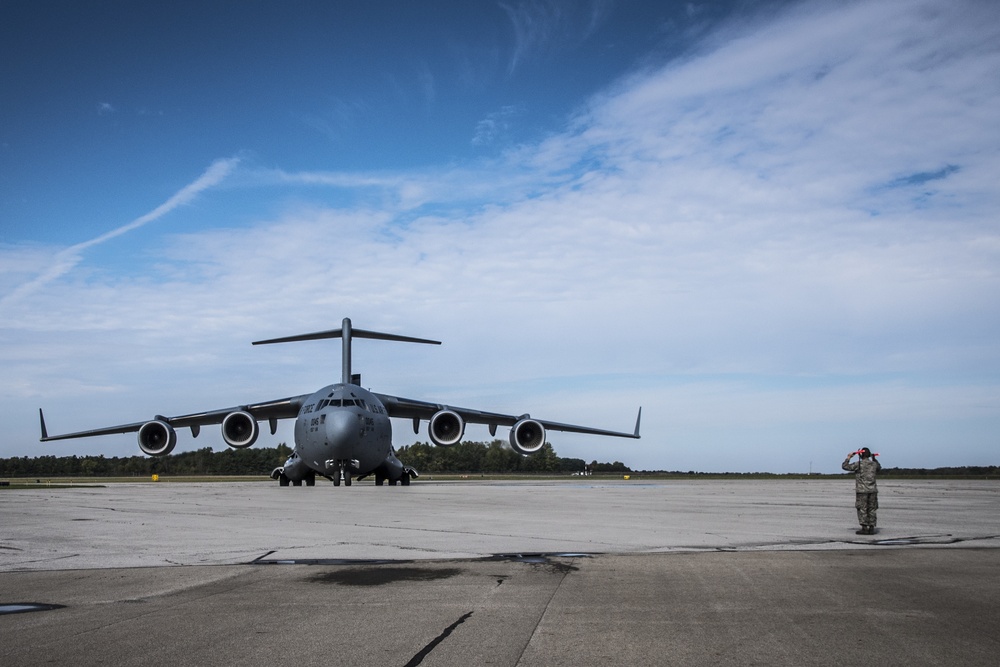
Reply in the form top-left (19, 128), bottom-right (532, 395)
top-left (324, 410), bottom-right (359, 458)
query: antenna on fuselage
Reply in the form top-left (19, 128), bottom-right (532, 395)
top-left (252, 317), bottom-right (441, 385)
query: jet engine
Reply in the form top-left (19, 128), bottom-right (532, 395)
top-left (138, 420), bottom-right (177, 456)
top-left (509, 418), bottom-right (546, 455)
top-left (222, 411), bottom-right (259, 448)
top-left (429, 409), bottom-right (464, 447)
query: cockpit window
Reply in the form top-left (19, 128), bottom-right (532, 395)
top-left (318, 396), bottom-right (376, 410)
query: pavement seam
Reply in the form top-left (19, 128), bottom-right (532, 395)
top-left (24, 568), bottom-right (262, 647)
top-left (512, 562), bottom-right (574, 665)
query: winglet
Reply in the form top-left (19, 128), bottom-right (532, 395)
top-left (633, 407), bottom-right (642, 438)
top-left (39, 408), bottom-right (49, 441)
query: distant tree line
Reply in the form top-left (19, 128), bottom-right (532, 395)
top-left (625, 467), bottom-right (1000, 477)
top-left (395, 440), bottom-right (630, 474)
top-left (9, 445), bottom-right (992, 478)
top-left (0, 441), bottom-right (630, 477)
top-left (879, 466), bottom-right (1000, 477)
top-left (0, 444), bottom-right (294, 478)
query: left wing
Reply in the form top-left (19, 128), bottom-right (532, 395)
top-left (39, 394), bottom-right (309, 452)
top-left (375, 392), bottom-right (641, 442)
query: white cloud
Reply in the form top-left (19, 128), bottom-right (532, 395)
top-left (472, 105), bottom-right (523, 146)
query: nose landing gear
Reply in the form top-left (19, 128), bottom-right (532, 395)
top-left (326, 459), bottom-right (358, 487)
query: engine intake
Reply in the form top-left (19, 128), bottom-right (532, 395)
top-left (222, 411), bottom-right (259, 448)
top-left (429, 409), bottom-right (464, 447)
top-left (510, 418), bottom-right (546, 455)
top-left (138, 420), bottom-right (177, 457)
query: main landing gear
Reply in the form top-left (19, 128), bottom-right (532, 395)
top-left (373, 470), bottom-right (411, 486)
top-left (273, 464), bottom-right (413, 487)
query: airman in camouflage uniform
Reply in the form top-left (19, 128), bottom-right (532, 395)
top-left (843, 447), bottom-right (881, 535)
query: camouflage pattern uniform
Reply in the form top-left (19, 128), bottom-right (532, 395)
top-left (842, 454), bottom-right (881, 533)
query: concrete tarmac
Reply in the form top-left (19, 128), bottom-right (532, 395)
top-left (2, 478), bottom-right (999, 665)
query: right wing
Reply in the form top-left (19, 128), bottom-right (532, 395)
top-left (374, 392), bottom-right (641, 439)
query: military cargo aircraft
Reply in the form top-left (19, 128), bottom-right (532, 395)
top-left (40, 318), bottom-right (641, 486)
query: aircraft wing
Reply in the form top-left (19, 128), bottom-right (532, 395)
top-left (40, 394), bottom-right (310, 442)
top-left (373, 393), bottom-right (641, 439)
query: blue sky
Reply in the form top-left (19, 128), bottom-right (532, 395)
top-left (2, 0), bottom-right (998, 473)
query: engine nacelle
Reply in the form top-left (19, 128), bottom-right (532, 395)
top-left (222, 411), bottom-right (259, 449)
top-left (509, 418), bottom-right (546, 455)
top-left (429, 409), bottom-right (464, 447)
top-left (138, 420), bottom-right (177, 457)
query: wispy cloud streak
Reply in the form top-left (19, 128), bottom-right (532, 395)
top-left (500, 0), bottom-right (610, 74)
top-left (0, 157), bottom-right (240, 310)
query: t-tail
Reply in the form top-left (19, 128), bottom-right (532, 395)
top-left (252, 317), bottom-right (441, 385)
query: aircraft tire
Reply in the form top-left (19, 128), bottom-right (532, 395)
top-left (279, 474), bottom-right (290, 487)
top-left (304, 474), bottom-right (315, 487)
top-left (400, 474), bottom-right (410, 487)
top-left (344, 470), bottom-right (352, 487)
top-left (333, 474), bottom-right (341, 487)
top-left (292, 479), bottom-right (302, 486)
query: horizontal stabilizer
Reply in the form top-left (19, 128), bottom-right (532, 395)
top-left (252, 318), bottom-right (440, 385)
top-left (253, 327), bottom-right (440, 347)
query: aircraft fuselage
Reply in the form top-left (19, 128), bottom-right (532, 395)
top-left (291, 383), bottom-right (393, 482)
